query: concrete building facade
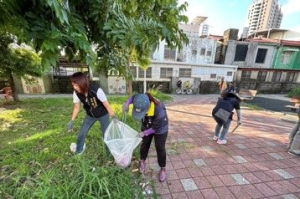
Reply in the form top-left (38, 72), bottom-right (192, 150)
top-left (224, 39), bottom-right (278, 68)
top-left (248, 0), bottom-right (283, 34)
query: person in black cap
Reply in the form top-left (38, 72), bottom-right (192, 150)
top-left (123, 93), bottom-right (169, 182)
top-left (67, 72), bottom-right (117, 154)
top-left (212, 91), bottom-right (242, 144)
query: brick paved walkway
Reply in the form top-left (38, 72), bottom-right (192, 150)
top-left (145, 94), bottom-right (300, 199)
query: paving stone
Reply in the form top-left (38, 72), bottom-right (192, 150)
top-left (265, 141), bottom-right (277, 147)
top-left (242, 184), bottom-right (265, 198)
top-left (193, 159), bottom-right (207, 167)
top-left (253, 183), bottom-right (277, 197)
top-left (201, 188), bottom-right (220, 199)
top-left (273, 169), bottom-right (294, 179)
top-left (229, 186), bottom-right (252, 199)
top-left (232, 155), bottom-right (248, 163)
top-left (231, 174), bottom-right (250, 185)
top-left (178, 138), bottom-right (186, 143)
top-left (186, 131), bottom-right (194, 135)
top-left (186, 190), bottom-right (204, 199)
top-left (283, 194), bottom-right (299, 199)
top-left (202, 146), bottom-right (214, 152)
top-left (180, 178), bottom-right (198, 191)
top-left (214, 187), bottom-right (236, 199)
top-left (171, 192), bottom-right (188, 199)
top-left (235, 143), bottom-right (247, 149)
top-left (268, 153), bottom-right (284, 160)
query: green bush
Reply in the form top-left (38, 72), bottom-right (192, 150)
top-left (287, 87), bottom-right (300, 97)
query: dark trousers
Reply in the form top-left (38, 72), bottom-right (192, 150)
top-left (140, 132), bottom-right (168, 167)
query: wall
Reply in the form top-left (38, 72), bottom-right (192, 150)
top-left (273, 46), bottom-right (300, 69)
top-left (152, 37), bottom-right (217, 65)
top-left (234, 68), bottom-right (300, 93)
top-left (224, 40), bottom-right (276, 68)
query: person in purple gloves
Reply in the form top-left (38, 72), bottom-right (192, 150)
top-left (123, 93), bottom-right (169, 182)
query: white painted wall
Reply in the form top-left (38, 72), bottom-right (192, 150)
top-left (152, 37), bottom-right (217, 65)
top-left (134, 61), bottom-right (238, 83)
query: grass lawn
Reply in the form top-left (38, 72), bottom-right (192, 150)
top-left (0, 91), bottom-right (172, 199)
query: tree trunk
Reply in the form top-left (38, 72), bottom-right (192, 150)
top-left (9, 73), bottom-right (20, 101)
top-left (126, 80), bottom-right (132, 96)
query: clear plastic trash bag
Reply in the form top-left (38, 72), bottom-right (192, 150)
top-left (104, 121), bottom-right (142, 168)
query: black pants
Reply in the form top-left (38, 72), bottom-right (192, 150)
top-left (140, 132), bottom-right (168, 167)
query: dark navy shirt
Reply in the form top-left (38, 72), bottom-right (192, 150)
top-left (142, 102), bottom-right (168, 135)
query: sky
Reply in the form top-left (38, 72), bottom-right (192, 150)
top-left (178, 0), bottom-right (300, 36)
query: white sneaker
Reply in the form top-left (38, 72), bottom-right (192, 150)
top-left (217, 139), bottom-right (227, 145)
top-left (213, 136), bottom-right (218, 141)
top-left (70, 143), bottom-right (86, 154)
top-left (70, 143), bottom-right (77, 153)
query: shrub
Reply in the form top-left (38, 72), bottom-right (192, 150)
top-left (287, 87), bottom-right (300, 97)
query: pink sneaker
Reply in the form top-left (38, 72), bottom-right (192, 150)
top-left (159, 167), bottom-right (166, 182)
top-left (213, 136), bottom-right (218, 141)
top-left (217, 139), bottom-right (227, 145)
top-left (139, 160), bottom-right (146, 173)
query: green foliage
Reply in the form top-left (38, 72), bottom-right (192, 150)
top-left (0, 0), bottom-right (189, 79)
top-left (0, 33), bottom-right (42, 78)
top-left (148, 89), bottom-right (173, 102)
top-left (287, 87), bottom-right (300, 98)
top-left (0, 95), bottom-right (172, 198)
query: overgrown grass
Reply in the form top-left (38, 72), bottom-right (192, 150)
top-left (0, 92), bottom-right (171, 199)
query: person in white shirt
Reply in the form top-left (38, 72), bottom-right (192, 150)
top-left (67, 72), bottom-right (117, 154)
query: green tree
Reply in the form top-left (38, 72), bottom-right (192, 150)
top-left (0, 34), bottom-right (42, 101)
top-left (1, 0), bottom-right (189, 94)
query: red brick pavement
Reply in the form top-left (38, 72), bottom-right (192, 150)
top-left (145, 95), bottom-right (300, 199)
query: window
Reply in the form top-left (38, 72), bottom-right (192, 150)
top-left (281, 51), bottom-right (293, 64)
top-left (130, 66), bottom-right (137, 78)
top-left (200, 48), bottom-right (206, 55)
top-left (138, 67), bottom-right (152, 78)
top-left (257, 71), bottom-right (267, 81)
top-left (179, 68), bottom-right (191, 77)
top-left (206, 50), bottom-right (212, 56)
top-left (160, 68), bottom-right (173, 78)
top-left (286, 72), bottom-right (296, 83)
top-left (234, 45), bottom-right (248, 61)
top-left (210, 74), bottom-right (216, 78)
top-left (164, 45), bottom-right (176, 61)
top-left (227, 71), bottom-right (233, 76)
top-left (272, 71), bottom-right (281, 82)
top-left (255, 48), bottom-right (268, 63)
top-left (192, 50), bottom-right (197, 56)
top-left (241, 71), bottom-right (251, 80)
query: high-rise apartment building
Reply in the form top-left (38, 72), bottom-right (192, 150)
top-left (248, 0), bottom-right (283, 34)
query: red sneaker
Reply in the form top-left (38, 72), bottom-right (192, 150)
top-left (159, 167), bottom-right (166, 182)
top-left (139, 160), bottom-right (146, 173)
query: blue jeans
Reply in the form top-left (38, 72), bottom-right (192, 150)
top-left (76, 113), bottom-right (110, 153)
top-left (213, 116), bottom-right (232, 141)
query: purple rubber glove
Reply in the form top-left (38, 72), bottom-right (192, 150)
top-left (122, 96), bottom-right (133, 113)
top-left (143, 128), bottom-right (155, 136)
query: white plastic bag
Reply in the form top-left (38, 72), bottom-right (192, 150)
top-left (104, 121), bottom-right (142, 168)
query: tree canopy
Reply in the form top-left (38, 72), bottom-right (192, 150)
top-left (0, 0), bottom-right (189, 78)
